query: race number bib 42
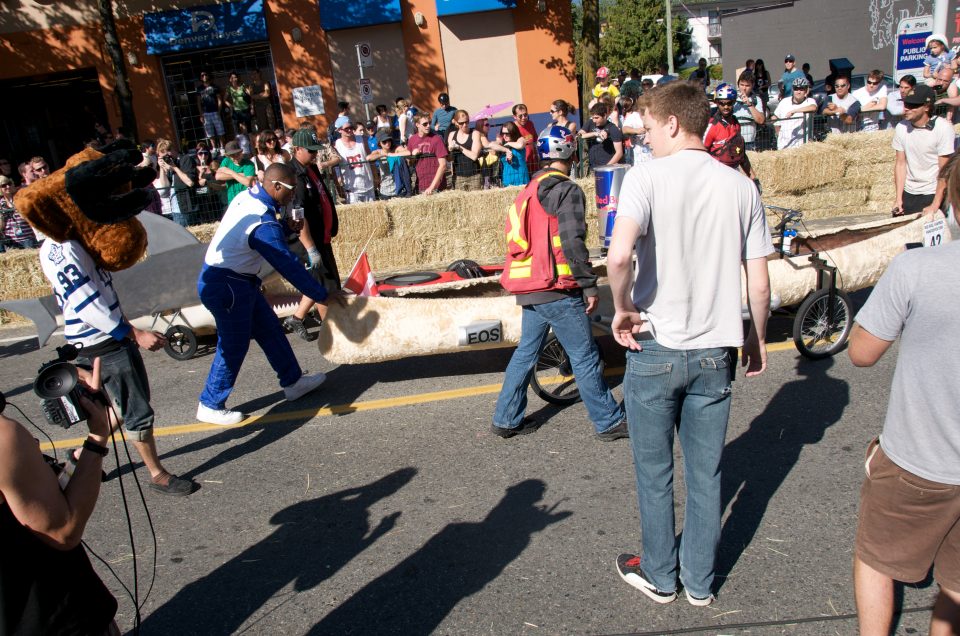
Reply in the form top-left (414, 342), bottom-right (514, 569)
top-left (924, 219), bottom-right (947, 247)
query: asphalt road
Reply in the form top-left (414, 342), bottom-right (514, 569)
top-left (0, 309), bottom-right (937, 636)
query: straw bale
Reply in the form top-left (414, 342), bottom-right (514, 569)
top-left (751, 144), bottom-right (847, 195)
top-left (332, 236), bottom-right (428, 273)
top-left (387, 187), bottom-right (520, 238)
top-left (334, 200), bottom-right (391, 242)
top-left (799, 205), bottom-right (872, 220)
top-left (188, 222), bottom-right (218, 244)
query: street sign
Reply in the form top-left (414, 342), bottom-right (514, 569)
top-left (357, 41), bottom-right (373, 67)
top-left (894, 15), bottom-right (933, 82)
top-left (359, 78), bottom-right (373, 104)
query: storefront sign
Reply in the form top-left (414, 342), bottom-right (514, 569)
top-left (436, 0), bottom-right (517, 16)
top-left (292, 85), bottom-right (326, 118)
top-left (319, 0), bottom-right (402, 30)
top-left (894, 15), bottom-right (933, 81)
top-left (144, 0), bottom-right (268, 55)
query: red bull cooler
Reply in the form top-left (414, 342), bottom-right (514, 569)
top-left (594, 164), bottom-right (628, 251)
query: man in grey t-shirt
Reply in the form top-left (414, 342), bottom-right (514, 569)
top-left (849, 237), bottom-right (960, 636)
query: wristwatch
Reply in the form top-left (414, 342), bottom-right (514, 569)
top-left (83, 438), bottom-right (108, 457)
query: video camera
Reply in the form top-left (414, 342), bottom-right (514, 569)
top-left (34, 344), bottom-right (102, 429)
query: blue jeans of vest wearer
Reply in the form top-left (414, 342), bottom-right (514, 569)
top-left (624, 342), bottom-right (733, 599)
top-left (492, 295), bottom-right (624, 434)
top-left (198, 266), bottom-right (302, 410)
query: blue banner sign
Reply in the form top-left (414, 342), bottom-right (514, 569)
top-left (144, 0), bottom-right (267, 55)
top-left (319, 0), bottom-right (402, 30)
top-left (893, 15), bottom-right (932, 82)
top-left (435, 0), bottom-right (517, 17)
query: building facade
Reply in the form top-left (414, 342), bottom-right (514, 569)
top-left (0, 0), bottom-right (576, 168)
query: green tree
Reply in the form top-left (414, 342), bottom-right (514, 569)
top-left (577, 0), bottom-right (600, 114)
top-left (599, 0), bottom-right (693, 75)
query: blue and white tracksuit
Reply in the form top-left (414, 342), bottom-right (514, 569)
top-left (198, 185), bottom-right (328, 410)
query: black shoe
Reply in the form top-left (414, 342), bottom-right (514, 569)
top-left (148, 474), bottom-right (197, 497)
top-left (615, 553), bottom-right (677, 604)
top-left (596, 419), bottom-right (629, 441)
top-left (283, 315), bottom-right (319, 342)
top-left (490, 418), bottom-right (540, 439)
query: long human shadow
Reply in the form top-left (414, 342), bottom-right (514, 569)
top-left (309, 479), bottom-right (571, 635)
top-left (140, 467), bottom-right (416, 634)
top-left (715, 357), bottom-right (849, 590)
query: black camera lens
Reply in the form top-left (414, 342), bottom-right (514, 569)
top-left (34, 362), bottom-right (78, 400)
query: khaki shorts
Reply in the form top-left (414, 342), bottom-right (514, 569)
top-left (856, 438), bottom-right (960, 591)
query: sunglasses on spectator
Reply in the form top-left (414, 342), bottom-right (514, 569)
top-left (341, 126), bottom-right (355, 132)
top-left (1, 183), bottom-right (11, 187)
top-left (867, 80), bottom-right (880, 85)
top-left (33, 165), bottom-right (49, 173)
top-left (834, 83), bottom-right (849, 88)
top-left (549, 109), bottom-right (558, 113)
top-left (716, 100), bottom-right (734, 106)
top-left (456, 119), bottom-right (469, 124)
top-left (271, 179), bottom-right (295, 190)
top-left (418, 121), bottom-right (430, 126)
top-left (265, 137), bottom-right (277, 142)
top-left (198, 150), bottom-right (210, 155)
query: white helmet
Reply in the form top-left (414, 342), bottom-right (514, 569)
top-left (537, 125), bottom-right (576, 160)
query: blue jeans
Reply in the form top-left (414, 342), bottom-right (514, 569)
top-left (198, 266), bottom-right (302, 409)
top-left (624, 342), bottom-right (733, 598)
top-left (493, 295), bottom-right (623, 433)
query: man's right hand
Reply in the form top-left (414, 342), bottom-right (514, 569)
top-left (132, 327), bottom-right (167, 352)
top-left (611, 310), bottom-right (646, 351)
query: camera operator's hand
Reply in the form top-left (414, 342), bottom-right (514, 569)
top-left (131, 326), bottom-right (167, 352)
top-left (75, 358), bottom-right (111, 443)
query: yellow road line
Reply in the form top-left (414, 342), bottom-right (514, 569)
top-left (39, 341), bottom-right (800, 450)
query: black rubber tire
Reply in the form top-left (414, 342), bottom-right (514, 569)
top-left (164, 325), bottom-right (198, 361)
top-left (382, 272), bottom-right (441, 286)
top-left (530, 334), bottom-right (604, 406)
top-left (792, 288), bottom-right (853, 359)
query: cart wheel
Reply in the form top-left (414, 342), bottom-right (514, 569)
top-left (530, 334), bottom-right (604, 406)
top-left (164, 326), bottom-right (198, 361)
top-left (792, 288), bottom-right (853, 359)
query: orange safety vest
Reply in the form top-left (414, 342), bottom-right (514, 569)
top-left (501, 171), bottom-right (579, 294)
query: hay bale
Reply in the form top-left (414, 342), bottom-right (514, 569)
top-left (188, 222), bottom-right (218, 244)
top-left (334, 200), bottom-right (390, 242)
top-left (751, 143), bottom-right (848, 195)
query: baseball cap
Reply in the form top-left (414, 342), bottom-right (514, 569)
top-left (375, 129), bottom-right (394, 144)
top-left (365, 120), bottom-right (376, 129)
top-left (903, 84), bottom-right (936, 106)
top-left (291, 129), bottom-right (323, 150)
top-left (438, 92), bottom-right (450, 104)
top-left (333, 115), bottom-right (351, 130)
top-left (784, 54), bottom-right (796, 62)
top-left (223, 140), bottom-right (242, 156)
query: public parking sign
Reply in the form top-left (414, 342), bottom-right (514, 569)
top-left (894, 15), bottom-right (932, 82)
top-left (359, 78), bottom-right (373, 104)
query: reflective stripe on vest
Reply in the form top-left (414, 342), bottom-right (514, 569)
top-left (501, 171), bottom-right (579, 294)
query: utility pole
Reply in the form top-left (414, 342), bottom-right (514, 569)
top-left (665, 0), bottom-right (674, 74)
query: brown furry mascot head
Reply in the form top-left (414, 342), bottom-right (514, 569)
top-left (14, 140), bottom-right (156, 271)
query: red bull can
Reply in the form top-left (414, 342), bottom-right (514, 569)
top-left (594, 164), bottom-right (628, 251)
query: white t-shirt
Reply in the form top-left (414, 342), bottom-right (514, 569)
top-left (891, 116), bottom-right (956, 195)
top-left (852, 84), bottom-right (888, 132)
top-left (828, 93), bottom-right (858, 133)
top-left (616, 150), bottom-right (774, 349)
top-left (621, 111), bottom-right (651, 164)
top-left (335, 138), bottom-right (374, 194)
top-left (887, 89), bottom-right (905, 117)
top-left (773, 97), bottom-right (816, 149)
top-left (732, 94), bottom-right (761, 143)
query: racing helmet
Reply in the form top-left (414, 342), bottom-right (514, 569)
top-left (596, 66), bottom-right (610, 79)
top-left (537, 125), bottom-right (576, 161)
top-left (713, 83), bottom-right (737, 101)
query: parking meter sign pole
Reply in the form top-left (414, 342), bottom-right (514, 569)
top-left (594, 164), bottom-right (628, 254)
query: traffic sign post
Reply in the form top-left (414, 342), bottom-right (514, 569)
top-left (355, 42), bottom-right (374, 119)
top-left (357, 42), bottom-right (373, 68)
top-left (359, 79), bottom-right (373, 104)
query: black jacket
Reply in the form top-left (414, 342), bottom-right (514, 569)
top-left (290, 157), bottom-right (341, 288)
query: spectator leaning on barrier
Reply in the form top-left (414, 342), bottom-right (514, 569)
top-left (216, 141), bottom-right (256, 205)
top-left (892, 84), bottom-right (954, 217)
top-left (578, 102), bottom-right (624, 170)
top-left (734, 71), bottom-right (765, 150)
top-left (0, 175), bottom-right (37, 251)
top-left (408, 112), bottom-right (448, 194)
top-left (513, 104), bottom-right (539, 173)
top-left (887, 75), bottom-right (916, 118)
top-left (772, 76), bottom-right (817, 150)
top-left (848, 153), bottom-right (960, 636)
top-left (447, 109), bottom-right (483, 191)
top-left (431, 92), bottom-right (457, 141)
top-left (491, 121), bottom-right (530, 187)
top-left (608, 80), bottom-right (771, 608)
top-left (334, 121), bottom-right (375, 204)
top-left (822, 75), bottom-right (857, 134)
top-left (851, 70), bottom-right (888, 132)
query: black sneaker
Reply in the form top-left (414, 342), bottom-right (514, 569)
top-left (148, 474), bottom-right (196, 497)
top-left (596, 419), bottom-right (629, 441)
top-left (283, 315), bottom-right (318, 342)
top-left (490, 418), bottom-right (540, 439)
top-left (615, 553), bottom-right (678, 604)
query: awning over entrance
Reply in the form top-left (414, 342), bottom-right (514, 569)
top-left (143, 0), bottom-right (268, 55)
top-left (435, 0), bottom-right (517, 17)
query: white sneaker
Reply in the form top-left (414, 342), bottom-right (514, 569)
top-left (284, 372), bottom-right (327, 401)
top-left (684, 589), bottom-right (716, 607)
top-left (197, 403), bottom-right (245, 425)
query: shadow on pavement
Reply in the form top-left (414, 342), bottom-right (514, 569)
top-left (309, 479), bottom-right (570, 635)
top-left (140, 467), bottom-right (417, 634)
top-left (716, 357), bottom-right (850, 591)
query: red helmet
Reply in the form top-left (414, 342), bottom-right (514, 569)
top-left (596, 66), bottom-right (610, 79)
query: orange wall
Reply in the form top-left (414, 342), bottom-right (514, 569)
top-left (513, 0), bottom-right (578, 113)
top-left (265, 0), bottom-right (337, 132)
top-left (399, 0), bottom-right (448, 111)
top-left (116, 15), bottom-right (176, 143)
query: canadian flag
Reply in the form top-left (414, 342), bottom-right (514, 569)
top-left (344, 251), bottom-right (380, 297)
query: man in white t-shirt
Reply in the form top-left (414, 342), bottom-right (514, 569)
top-left (773, 76), bottom-right (818, 149)
top-left (851, 69), bottom-right (888, 132)
top-left (822, 76), bottom-right (858, 134)
top-left (333, 122), bottom-right (375, 203)
top-left (607, 81), bottom-right (773, 608)
top-left (892, 84), bottom-right (955, 216)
